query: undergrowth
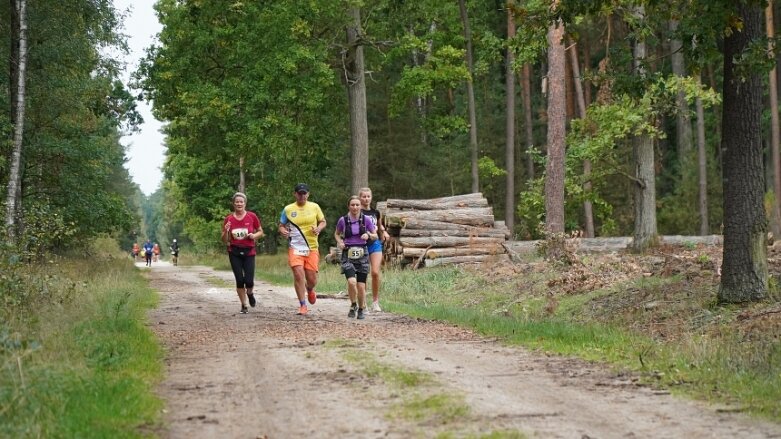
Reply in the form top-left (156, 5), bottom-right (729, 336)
top-left (0, 238), bottom-right (163, 438)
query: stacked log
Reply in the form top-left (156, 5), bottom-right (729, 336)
top-left (379, 193), bottom-right (509, 267)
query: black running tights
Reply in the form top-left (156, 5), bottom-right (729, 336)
top-left (228, 253), bottom-right (255, 289)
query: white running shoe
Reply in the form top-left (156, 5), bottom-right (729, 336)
top-left (372, 301), bottom-right (382, 312)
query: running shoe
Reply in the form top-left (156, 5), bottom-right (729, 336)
top-left (240, 305), bottom-right (249, 314)
top-left (348, 304), bottom-right (357, 318)
top-left (307, 289), bottom-right (317, 305)
top-left (372, 301), bottom-right (382, 312)
top-left (357, 308), bottom-right (365, 320)
top-left (247, 292), bottom-right (256, 307)
top-left (297, 305), bottom-right (309, 315)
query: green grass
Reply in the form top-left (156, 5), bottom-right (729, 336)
top-left (0, 245), bottom-right (163, 438)
top-left (332, 343), bottom-right (487, 436)
top-left (340, 348), bottom-right (432, 388)
top-left (392, 392), bottom-right (469, 423)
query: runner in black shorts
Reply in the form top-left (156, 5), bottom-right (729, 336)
top-left (335, 196), bottom-right (377, 320)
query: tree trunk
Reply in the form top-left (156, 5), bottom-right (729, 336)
top-left (9, 0), bottom-right (18, 118)
top-left (719, 3), bottom-right (768, 303)
top-left (386, 193), bottom-right (487, 209)
top-left (425, 254), bottom-right (510, 267)
top-left (630, 6), bottom-right (658, 253)
top-left (239, 156), bottom-right (245, 193)
top-left (5, 0), bottom-right (28, 237)
top-left (413, 21), bottom-right (437, 148)
top-left (669, 19), bottom-right (694, 162)
top-left (399, 228), bottom-right (507, 238)
top-left (403, 245), bottom-right (503, 258)
top-left (459, 0), bottom-right (479, 193)
top-left (521, 63), bottom-right (535, 183)
top-left (400, 236), bottom-right (504, 248)
top-left (568, 37), bottom-right (594, 238)
top-left (385, 208), bottom-right (495, 227)
top-left (505, 5), bottom-right (516, 232)
top-left (387, 217), bottom-right (497, 232)
top-left (544, 9), bottom-right (566, 235)
top-left (346, 7), bottom-right (369, 195)
top-left (696, 74), bottom-right (709, 235)
top-left (767, 1), bottom-right (781, 238)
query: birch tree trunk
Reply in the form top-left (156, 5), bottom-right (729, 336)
top-left (505, 5), bottom-right (516, 231)
top-left (719, 3), bottom-right (768, 303)
top-left (696, 74), bottom-right (709, 235)
top-left (766, 1), bottom-right (781, 238)
top-left (630, 6), bottom-right (658, 252)
top-left (5, 0), bottom-right (28, 237)
top-left (544, 6), bottom-right (566, 235)
top-left (346, 7), bottom-right (369, 194)
top-left (238, 156), bottom-right (245, 194)
top-left (459, 0), bottom-right (479, 193)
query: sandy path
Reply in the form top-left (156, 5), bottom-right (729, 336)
top-left (142, 261), bottom-right (781, 439)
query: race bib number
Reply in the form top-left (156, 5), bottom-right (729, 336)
top-left (347, 247), bottom-right (365, 259)
top-left (293, 249), bottom-right (310, 256)
top-left (231, 228), bottom-right (249, 239)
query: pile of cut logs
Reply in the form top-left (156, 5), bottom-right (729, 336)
top-left (378, 193), bottom-right (510, 268)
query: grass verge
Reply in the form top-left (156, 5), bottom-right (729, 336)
top-left (381, 261), bottom-right (781, 422)
top-left (0, 242), bottom-right (163, 438)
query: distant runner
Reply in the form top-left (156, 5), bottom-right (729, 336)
top-left (170, 239), bottom-right (179, 266)
top-left (143, 240), bottom-right (154, 267)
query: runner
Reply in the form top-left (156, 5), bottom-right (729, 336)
top-left (131, 242), bottom-right (140, 260)
top-left (152, 242), bottom-right (161, 262)
top-left (221, 192), bottom-right (264, 314)
top-left (143, 240), bottom-right (154, 267)
top-left (278, 183), bottom-right (326, 315)
top-left (359, 187), bottom-right (389, 312)
top-left (335, 195), bottom-right (377, 319)
top-left (169, 239), bottom-right (179, 266)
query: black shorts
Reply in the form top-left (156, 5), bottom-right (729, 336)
top-left (340, 247), bottom-right (369, 280)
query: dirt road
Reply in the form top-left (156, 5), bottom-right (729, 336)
top-left (143, 261), bottom-right (781, 438)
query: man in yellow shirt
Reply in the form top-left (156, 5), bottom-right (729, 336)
top-left (278, 183), bottom-right (326, 315)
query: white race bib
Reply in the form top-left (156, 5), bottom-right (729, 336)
top-left (231, 228), bottom-right (249, 239)
top-left (293, 249), bottom-right (310, 256)
top-left (347, 247), bottom-right (365, 259)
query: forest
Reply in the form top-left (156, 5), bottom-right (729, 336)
top-left (2, 0), bottom-right (781, 304)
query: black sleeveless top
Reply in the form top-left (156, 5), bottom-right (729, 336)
top-left (361, 208), bottom-right (381, 242)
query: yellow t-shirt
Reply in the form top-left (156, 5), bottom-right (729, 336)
top-left (280, 201), bottom-right (325, 251)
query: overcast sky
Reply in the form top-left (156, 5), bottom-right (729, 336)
top-left (116, 0), bottom-right (164, 196)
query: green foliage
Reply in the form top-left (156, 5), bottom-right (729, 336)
top-left (508, 0), bottom-right (553, 65)
top-left (0, 240), bottom-right (80, 317)
top-left (140, 0), bottom-right (346, 247)
top-left (0, 0), bottom-right (141, 249)
top-left (390, 45), bottom-right (470, 118)
top-left (477, 156), bottom-right (506, 195)
top-left (539, 74), bottom-right (723, 237)
top-left (657, 154), bottom-right (724, 235)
